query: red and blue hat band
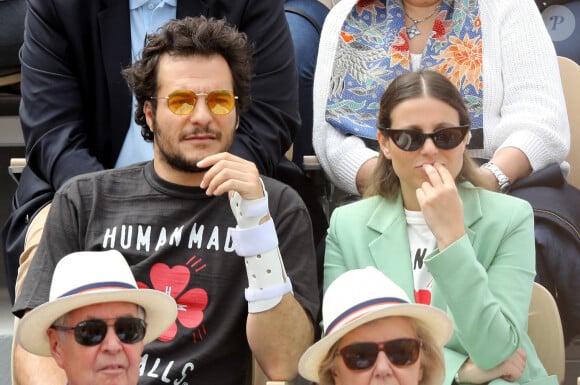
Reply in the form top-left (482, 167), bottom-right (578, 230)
top-left (325, 297), bottom-right (407, 336)
top-left (59, 281), bottom-right (136, 298)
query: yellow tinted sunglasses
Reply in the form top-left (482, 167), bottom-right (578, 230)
top-left (151, 89), bottom-right (238, 115)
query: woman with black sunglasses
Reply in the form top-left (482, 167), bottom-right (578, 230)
top-left (299, 266), bottom-right (453, 385)
top-left (322, 71), bottom-right (556, 385)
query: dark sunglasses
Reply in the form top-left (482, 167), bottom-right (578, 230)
top-left (338, 338), bottom-right (422, 370)
top-left (379, 125), bottom-right (470, 151)
top-left (151, 89), bottom-right (238, 115)
top-left (51, 317), bottom-right (147, 346)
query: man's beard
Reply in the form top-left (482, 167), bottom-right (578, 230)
top-left (163, 153), bottom-right (210, 173)
top-left (153, 121), bottom-right (218, 173)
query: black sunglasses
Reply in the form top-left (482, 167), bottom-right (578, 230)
top-left (379, 125), bottom-right (470, 151)
top-left (51, 317), bottom-right (147, 346)
top-left (338, 338), bottom-right (422, 370)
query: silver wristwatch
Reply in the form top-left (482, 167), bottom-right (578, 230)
top-left (481, 162), bottom-right (511, 193)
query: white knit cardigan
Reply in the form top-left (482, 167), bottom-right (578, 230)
top-left (312, 0), bottom-right (570, 194)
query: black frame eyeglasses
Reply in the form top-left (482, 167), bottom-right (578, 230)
top-left (337, 338), bottom-right (423, 370)
top-left (379, 125), bottom-right (470, 151)
top-left (51, 317), bottom-right (147, 346)
top-left (151, 89), bottom-right (238, 115)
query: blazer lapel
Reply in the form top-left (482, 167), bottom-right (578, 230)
top-left (430, 184), bottom-right (482, 309)
top-left (458, 183), bottom-right (483, 245)
top-left (367, 194), bottom-right (416, 300)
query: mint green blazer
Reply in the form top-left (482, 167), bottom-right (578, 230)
top-left (324, 182), bottom-right (557, 385)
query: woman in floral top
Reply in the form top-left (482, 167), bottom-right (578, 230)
top-left (313, 0), bottom-right (568, 196)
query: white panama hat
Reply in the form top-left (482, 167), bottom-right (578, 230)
top-left (16, 250), bottom-right (177, 356)
top-left (298, 266), bottom-right (453, 383)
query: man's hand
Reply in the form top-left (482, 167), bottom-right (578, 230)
top-left (197, 152), bottom-right (263, 199)
top-left (458, 348), bottom-right (527, 384)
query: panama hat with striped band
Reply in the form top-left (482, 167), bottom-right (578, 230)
top-left (16, 249), bottom-right (177, 356)
top-left (298, 266), bottom-right (453, 383)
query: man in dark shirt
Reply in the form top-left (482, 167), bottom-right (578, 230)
top-left (13, 16), bottom-right (318, 385)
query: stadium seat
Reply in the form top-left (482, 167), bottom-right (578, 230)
top-left (557, 56), bottom-right (580, 188)
top-left (528, 282), bottom-right (566, 384)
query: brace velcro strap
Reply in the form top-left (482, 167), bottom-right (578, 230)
top-left (245, 279), bottom-right (293, 302)
top-left (231, 219), bottom-right (278, 257)
top-left (244, 246), bottom-right (293, 313)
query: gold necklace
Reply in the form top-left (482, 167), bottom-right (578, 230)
top-left (404, 5), bottom-right (440, 39)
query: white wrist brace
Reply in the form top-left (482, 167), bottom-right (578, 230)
top-left (230, 183), bottom-right (293, 313)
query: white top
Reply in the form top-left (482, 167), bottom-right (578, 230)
top-left (406, 210), bottom-right (435, 305)
top-left (312, 0), bottom-right (570, 194)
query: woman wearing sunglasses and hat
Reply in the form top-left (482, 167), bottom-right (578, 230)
top-left (299, 266), bottom-right (453, 385)
top-left (322, 70), bottom-right (556, 385)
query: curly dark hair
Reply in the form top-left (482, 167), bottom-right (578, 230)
top-left (365, 70), bottom-right (485, 198)
top-left (122, 16), bottom-right (254, 142)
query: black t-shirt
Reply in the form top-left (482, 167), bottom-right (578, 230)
top-left (15, 162), bottom-right (319, 385)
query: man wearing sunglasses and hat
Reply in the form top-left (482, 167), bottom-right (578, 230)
top-left (16, 249), bottom-right (177, 385)
top-left (13, 16), bottom-right (319, 385)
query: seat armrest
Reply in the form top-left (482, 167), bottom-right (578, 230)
top-left (302, 155), bottom-right (321, 171)
top-left (9, 157), bottom-right (26, 184)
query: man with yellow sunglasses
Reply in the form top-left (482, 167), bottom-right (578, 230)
top-left (13, 16), bottom-right (319, 385)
